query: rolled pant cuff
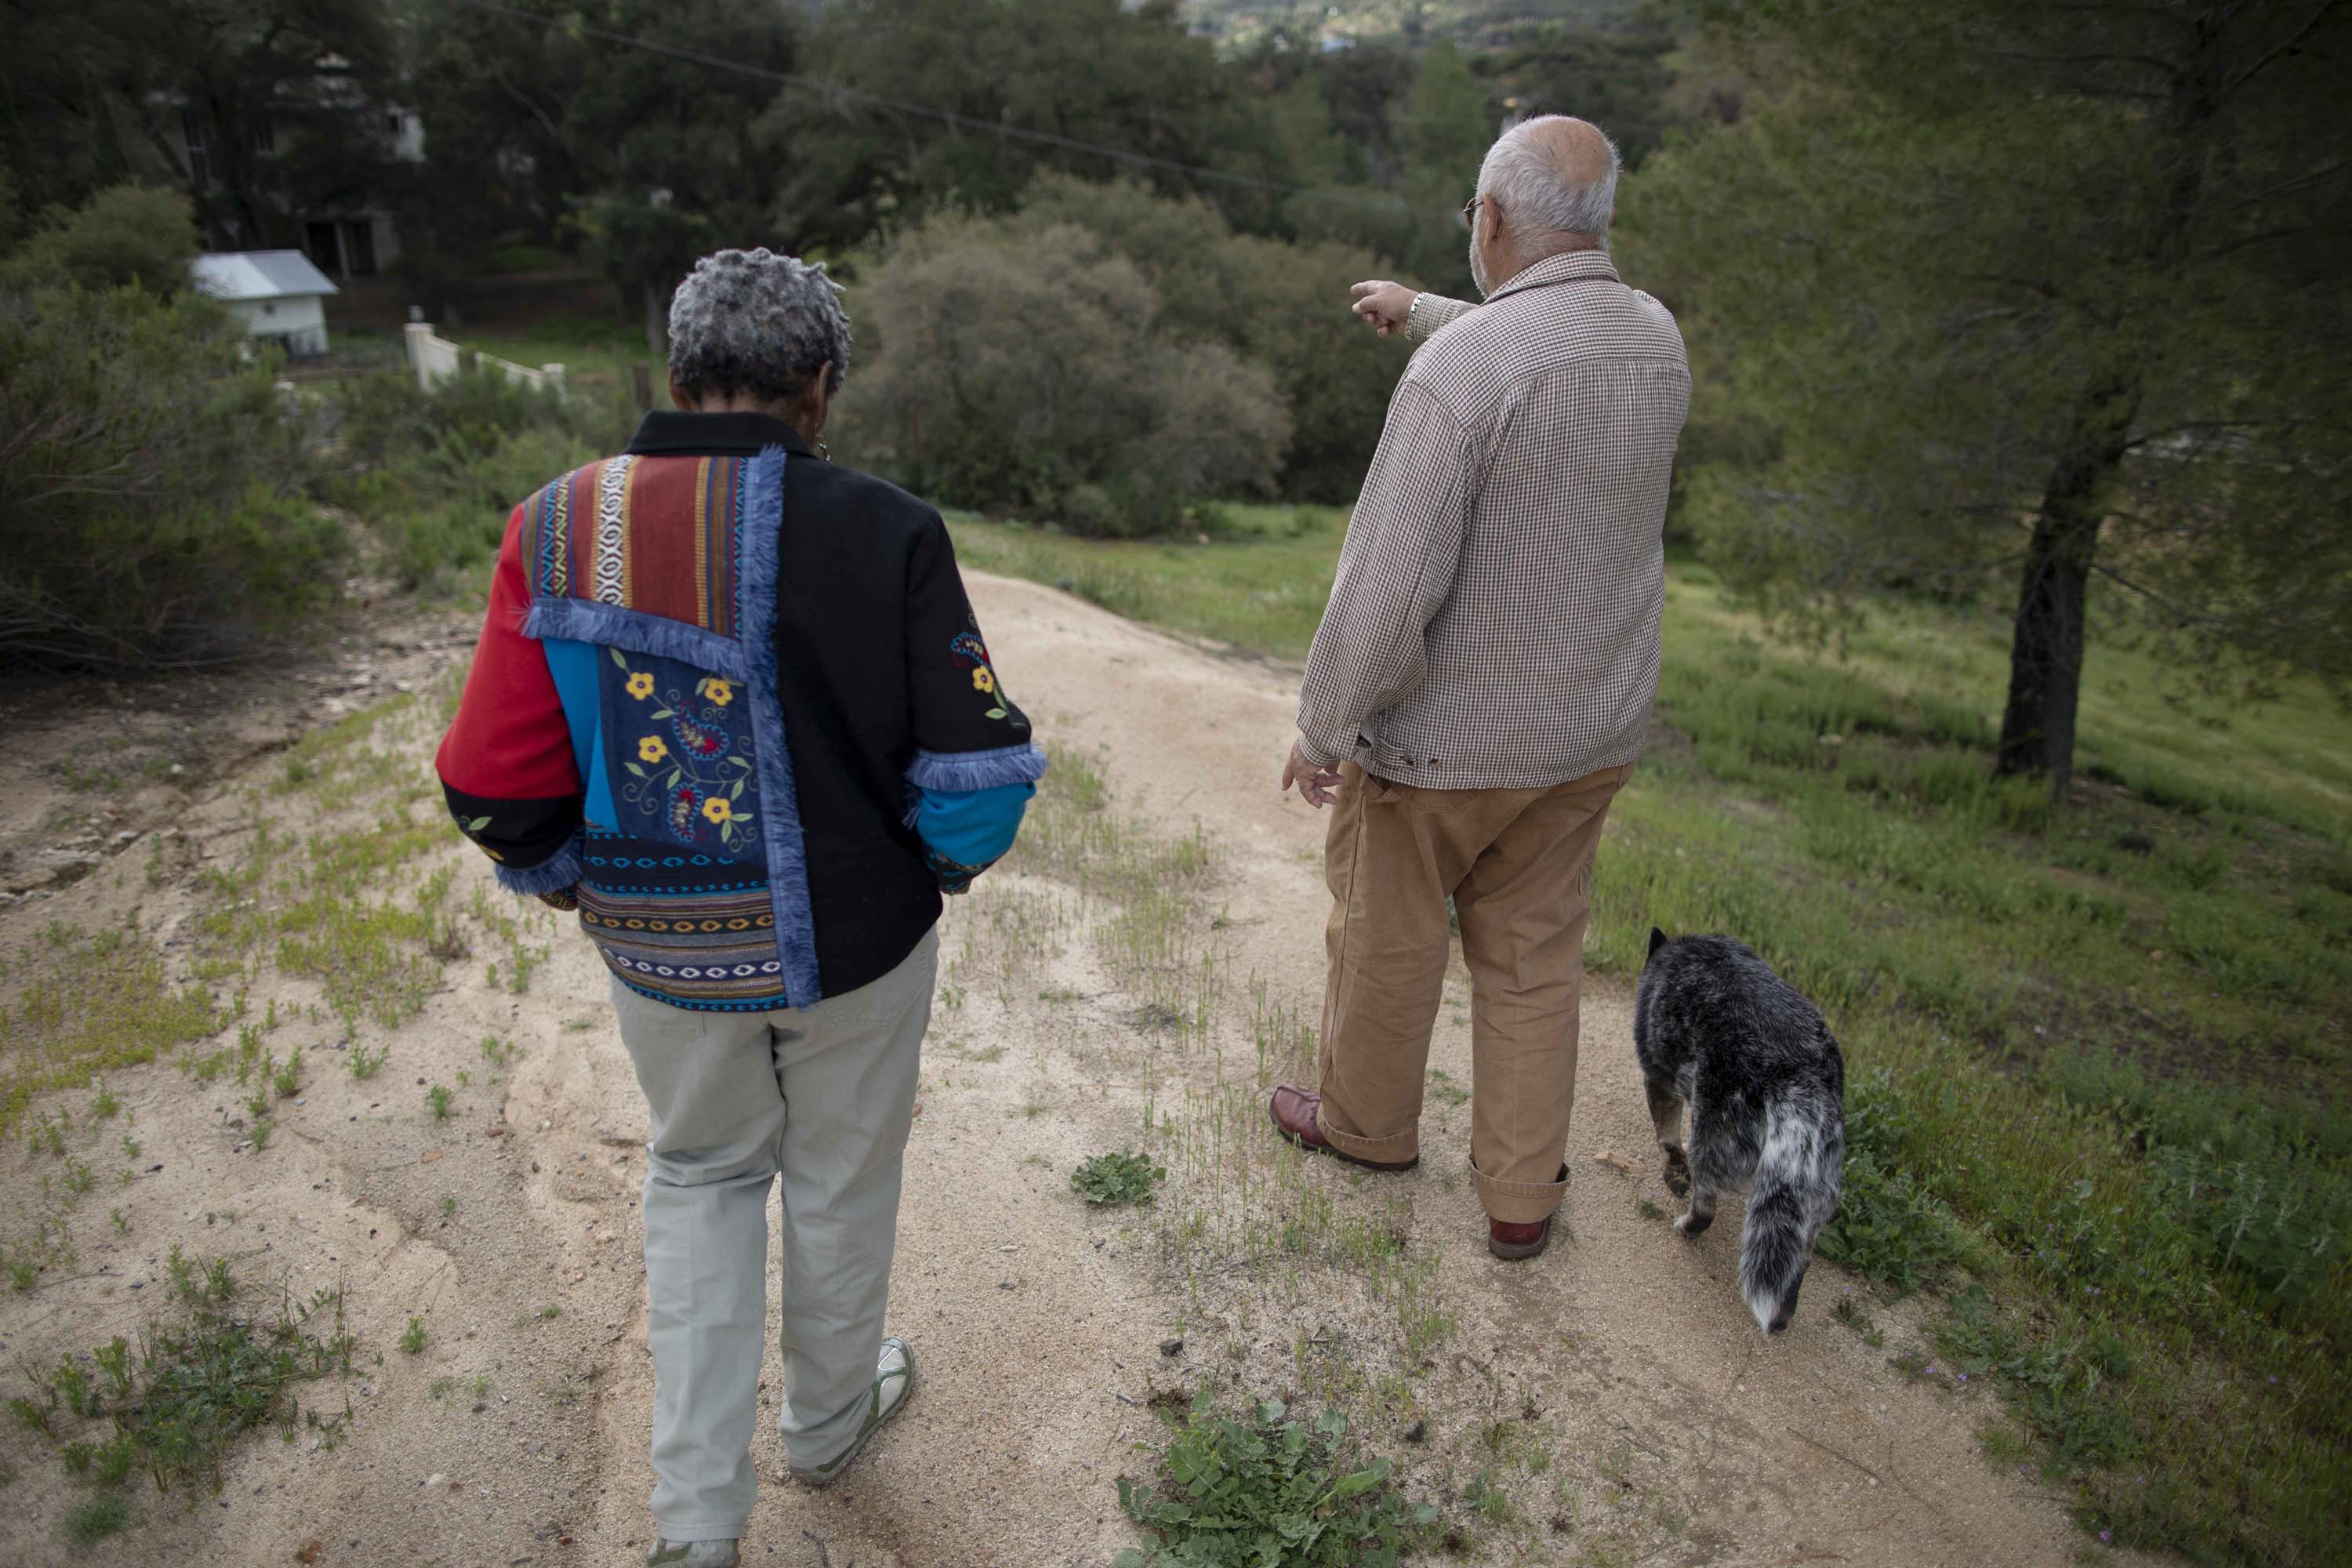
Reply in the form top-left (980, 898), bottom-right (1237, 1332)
top-left (1314, 1110), bottom-right (1419, 1165)
top-left (652, 1520), bottom-right (745, 1544)
top-left (1470, 1154), bottom-right (1569, 1225)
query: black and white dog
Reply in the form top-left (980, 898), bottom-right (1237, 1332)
top-left (1635, 929), bottom-right (1846, 1334)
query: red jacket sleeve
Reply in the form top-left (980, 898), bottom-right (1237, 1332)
top-left (436, 508), bottom-right (583, 877)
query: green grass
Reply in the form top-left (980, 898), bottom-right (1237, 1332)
top-left (61, 1489), bottom-right (136, 1551)
top-left (0, 920), bottom-right (227, 1136)
top-left (953, 511), bottom-right (2352, 1566)
top-left (946, 504), bottom-right (1350, 658)
top-left (460, 315), bottom-right (650, 399)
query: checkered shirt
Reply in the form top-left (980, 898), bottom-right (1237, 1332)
top-left (1297, 249), bottom-right (1690, 790)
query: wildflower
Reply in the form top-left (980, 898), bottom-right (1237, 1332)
top-left (640, 736), bottom-right (669, 764)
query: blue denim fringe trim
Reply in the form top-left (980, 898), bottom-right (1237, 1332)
top-left (739, 445), bottom-right (824, 1009)
top-left (520, 599), bottom-right (748, 682)
top-left (492, 833), bottom-right (583, 897)
top-left (904, 742), bottom-right (1051, 793)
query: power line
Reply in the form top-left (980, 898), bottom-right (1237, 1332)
top-left (448, 0), bottom-right (1354, 201)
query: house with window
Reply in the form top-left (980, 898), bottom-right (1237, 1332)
top-left (189, 250), bottom-right (340, 358)
top-left (159, 71), bottom-right (420, 281)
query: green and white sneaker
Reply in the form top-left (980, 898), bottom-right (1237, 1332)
top-left (644, 1541), bottom-right (739, 1567)
top-left (788, 1337), bottom-right (914, 1489)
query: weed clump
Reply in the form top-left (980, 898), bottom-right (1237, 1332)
top-left (1073, 1150), bottom-right (1165, 1207)
top-left (62, 1488), bottom-right (136, 1550)
top-left (9, 1258), bottom-right (351, 1546)
top-left (1115, 1391), bottom-right (1436, 1567)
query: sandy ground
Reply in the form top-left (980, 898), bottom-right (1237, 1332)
top-left (0, 572), bottom-right (2165, 1568)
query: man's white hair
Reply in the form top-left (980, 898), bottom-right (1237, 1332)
top-left (1478, 115), bottom-right (1621, 248)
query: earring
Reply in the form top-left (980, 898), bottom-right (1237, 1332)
top-left (817, 437), bottom-right (830, 461)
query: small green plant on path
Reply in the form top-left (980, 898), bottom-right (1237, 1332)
top-left (1115, 1390), bottom-right (1437, 1567)
top-left (11, 1257), bottom-right (351, 1535)
top-left (399, 1317), bottom-right (427, 1355)
top-left (62, 1489), bottom-right (136, 1551)
top-left (425, 1084), bottom-right (452, 1121)
top-left (1073, 1150), bottom-right (1166, 1207)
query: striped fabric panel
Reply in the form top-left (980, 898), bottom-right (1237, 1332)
top-left (576, 882), bottom-right (786, 1007)
top-left (619, 458), bottom-right (711, 628)
top-left (521, 463), bottom-right (583, 600)
top-left (521, 454), bottom-right (748, 637)
top-left (702, 457), bottom-right (739, 637)
top-left (593, 456), bottom-right (636, 605)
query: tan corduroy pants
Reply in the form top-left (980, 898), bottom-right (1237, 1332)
top-left (1312, 760), bottom-right (1631, 1224)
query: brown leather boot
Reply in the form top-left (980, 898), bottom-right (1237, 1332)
top-left (1266, 1085), bottom-right (1418, 1172)
top-left (1487, 1215), bottom-right (1554, 1261)
top-left (1486, 1165), bottom-right (1570, 1260)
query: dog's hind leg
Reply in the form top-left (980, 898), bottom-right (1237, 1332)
top-left (1674, 1185), bottom-right (1717, 1238)
top-left (1644, 1074), bottom-right (1691, 1199)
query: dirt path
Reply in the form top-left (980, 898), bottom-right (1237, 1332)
top-left (0, 574), bottom-right (2157, 1568)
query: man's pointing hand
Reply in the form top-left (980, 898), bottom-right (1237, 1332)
top-left (1349, 280), bottom-right (1417, 339)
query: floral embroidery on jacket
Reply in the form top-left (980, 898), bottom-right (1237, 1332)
top-left (610, 648), bottom-right (761, 851)
top-left (949, 627), bottom-right (1011, 721)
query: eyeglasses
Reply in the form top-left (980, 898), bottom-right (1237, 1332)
top-left (1460, 194), bottom-right (1483, 230)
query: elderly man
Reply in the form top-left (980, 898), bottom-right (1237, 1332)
top-left (1269, 116), bottom-right (1690, 1261)
top-left (437, 249), bottom-right (1047, 1565)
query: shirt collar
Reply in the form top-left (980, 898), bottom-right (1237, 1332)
top-left (1481, 247), bottom-right (1621, 304)
top-left (625, 409), bottom-right (813, 458)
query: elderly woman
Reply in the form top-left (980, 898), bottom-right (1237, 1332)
top-left (436, 249), bottom-right (1047, 1566)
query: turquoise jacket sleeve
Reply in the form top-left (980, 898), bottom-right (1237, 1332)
top-left (903, 743), bottom-right (1047, 894)
top-left (914, 782), bottom-right (1036, 893)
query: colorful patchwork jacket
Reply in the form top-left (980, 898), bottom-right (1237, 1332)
top-left (435, 411), bottom-right (1047, 1012)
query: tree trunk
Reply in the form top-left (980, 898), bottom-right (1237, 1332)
top-left (642, 276), bottom-right (666, 361)
top-left (1993, 387), bottom-right (2135, 800)
top-left (1992, 488), bottom-right (2100, 799)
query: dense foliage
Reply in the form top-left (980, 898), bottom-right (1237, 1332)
top-left (846, 215), bottom-right (1290, 535)
top-left (328, 366), bottom-right (635, 594)
top-left (1621, 0), bottom-right (2352, 792)
top-left (0, 187), bottom-right (339, 672)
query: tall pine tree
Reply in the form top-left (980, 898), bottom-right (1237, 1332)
top-left (1625, 0), bottom-right (2351, 797)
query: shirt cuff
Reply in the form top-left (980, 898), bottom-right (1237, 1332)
top-left (1405, 293), bottom-right (1473, 343)
top-left (1294, 730), bottom-right (1344, 770)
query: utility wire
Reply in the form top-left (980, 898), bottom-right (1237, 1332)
top-left (448, 0), bottom-right (1375, 202)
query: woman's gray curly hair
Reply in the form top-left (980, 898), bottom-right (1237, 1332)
top-left (666, 248), bottom-right (851, 405)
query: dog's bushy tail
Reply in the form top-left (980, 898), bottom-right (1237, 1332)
top-left (1740, 1095), bottom-right (1845, 1334)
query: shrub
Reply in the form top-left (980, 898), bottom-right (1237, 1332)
top-left (842, 216), bottom-right (1289, 536)
top-left (327, 367), bottom-right (631, 593)
top-left (1012, 176), bottom-right (1405, 502)
top-left (1, 184), bottom-right (198, 298)
top-left (0, 281), bottom-right (337, 673)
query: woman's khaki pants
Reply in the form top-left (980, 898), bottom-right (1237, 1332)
top-left (612, 929), bottom-right (936, 1543)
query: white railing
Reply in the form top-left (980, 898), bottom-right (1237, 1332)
top-left (404, 320), bottom-right (566, 397)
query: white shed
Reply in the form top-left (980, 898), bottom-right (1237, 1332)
top-left (189, 250), bottom-right (340, 358)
